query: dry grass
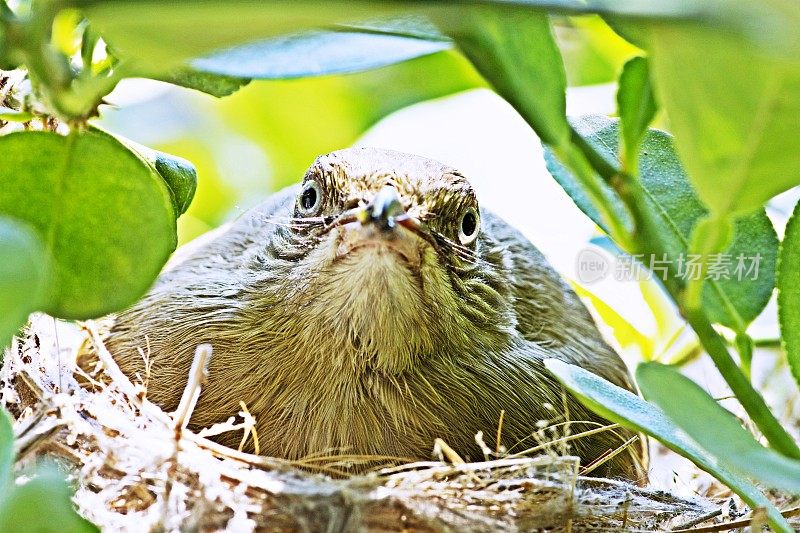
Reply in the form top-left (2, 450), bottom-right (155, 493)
top-left (3, 314), bottom-right (795, 532)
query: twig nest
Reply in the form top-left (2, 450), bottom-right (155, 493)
top-left (1, 314), bottom-right (718, 531)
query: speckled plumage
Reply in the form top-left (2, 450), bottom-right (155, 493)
top-left (104, 147), bottom-right (647, 481)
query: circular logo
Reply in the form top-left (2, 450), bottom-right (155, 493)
top-left (576, 248), bottom-right (610, 284)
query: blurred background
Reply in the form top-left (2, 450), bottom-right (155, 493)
top-left (97, 15), bottom-right (799, 492)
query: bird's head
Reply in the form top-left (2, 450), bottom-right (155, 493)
top-left (271, 147), bottom-right (517, 373)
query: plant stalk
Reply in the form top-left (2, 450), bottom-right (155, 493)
top-left (682, 305), bottom-right (800, 458)
top-left (570, 127), bottom-right (800, 459)
top-left (553, 141), bottom-right (634, 251)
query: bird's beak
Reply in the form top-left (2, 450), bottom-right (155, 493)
top-left (357, 185), bottom-right (406, 231)
top-left (323, 186), bottom-right (434, 249)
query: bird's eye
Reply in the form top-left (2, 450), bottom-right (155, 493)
top-left (458, 206), bottom-right (480, 245)
top-left (298, 180), bottom-right (323, 215)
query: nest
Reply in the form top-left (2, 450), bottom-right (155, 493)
top-left (2, 314), bottom-right (775, 532)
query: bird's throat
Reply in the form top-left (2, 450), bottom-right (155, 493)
top-left (310, 245), bottom-right (432, 374)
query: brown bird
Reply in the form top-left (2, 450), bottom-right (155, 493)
top-left (102, 147), bottom-right (647, 481)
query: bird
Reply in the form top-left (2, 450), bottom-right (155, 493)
top-left (99, 147), bottom-right (647, 481)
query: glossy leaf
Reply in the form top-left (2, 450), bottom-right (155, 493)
top-left (109, 133), bottom-right (199, 217)
top-left (0, 217), bottom-right (51, 347)
top-left (778, 198), bottom-right (800, 389)
top-left (544, 359), bottom-right (794, 532)
top-left (648, 24), bottom-right (800, 215)
top-left (75, 0), bottom-right (800, 66)
top-left (616, 55), bottom-right (656, 169)
top-left (544, 115), bottom-right (778, 329)
top-left (0, 131), bottom-right (176, 319)
top-left (57, 0), bottom-right (796, 96)
top-left (152, 152), bottom-right (198, 216)
top-left (191, 29), bottom-right (451, 79)
top-left (638, 362), bottom-right (800, 494)
top-left (0, 464), bottom-right (98, 532)
top-left (439, 7), bottom-right (569, 146)
top-left (344, 15), bottom-right (446, 41)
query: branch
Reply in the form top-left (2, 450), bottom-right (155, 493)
top-left (568, 126), bottom-right (800, 459)
top-left (172, 344), bottom-right (213, 434)
top-left (682, 305), bottom-right (800, 458)
top-left (553, 140), bottom-right (634, 250)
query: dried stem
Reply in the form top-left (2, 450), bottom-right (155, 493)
top-left (172, 344), bottom-right (212, 434)
top-left (670, 506), bottom-right (800, 533)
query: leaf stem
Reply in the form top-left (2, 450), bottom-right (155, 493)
top-left (5, 2), bottom-right (121, 122)
top-left (569, 124), bottom-right (666, 255)
top-left (552, 141), bottom-right (633, 250)
top-left (751, 336), bottom-right (781, 348)
top-left (735, 332), bottom-right (754, 380)
top-left (684, 215), bottom-right (732, 312)
top-left (570, 127), bottom-right (800, 458)
top-left (683, 305), bottom-right (800, 458)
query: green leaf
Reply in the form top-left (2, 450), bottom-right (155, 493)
top-left (344, 15), bottom-right (447, 41)
top-left (89, 128), bottom-right (198, 217)
top-left (544, 115), bottom-right (778, 329)
top-left (0, 19), bottom-right (18, 71)
top-left (616, 55), bottom-right (657, 169)
top-left (151, 152), bottom-right (198, 217)
top-left (82, 2), bottom-right (404, 67)
top-left (0, 107), bottom-right (34, 122)
top-left (0, 408), bottom-right (13, 488)
top-left (603, 17), bottom-right (650, 50)
top-left (144, 18), bottom-right (451, 91)
top-left (0, 217), bottom-right (51, 347)
top-left (110, 136), bottom-right (198, 217)
top-left (438, 7), bottom-right (568, 146)
top-left (557, 16), bottom-right (641, 87)
top-left (0, 464), bottom-right (98, 532)
top-left (648, 24), bottom-right (800, 215)
top-left (544, 359), bottom-right (794, 533)
top-left (638, 362), bottom-right (800, 494)
top-left (778, 198), bottom-right (800, 390)
top-left (68, 0), bottom-right (800, 76)
top-left (151, 68), bottom-right (250, 97)
top-left (0, 131), bottom-right (176, 319)
top-left (191, 29), bottom-right (451, 79)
